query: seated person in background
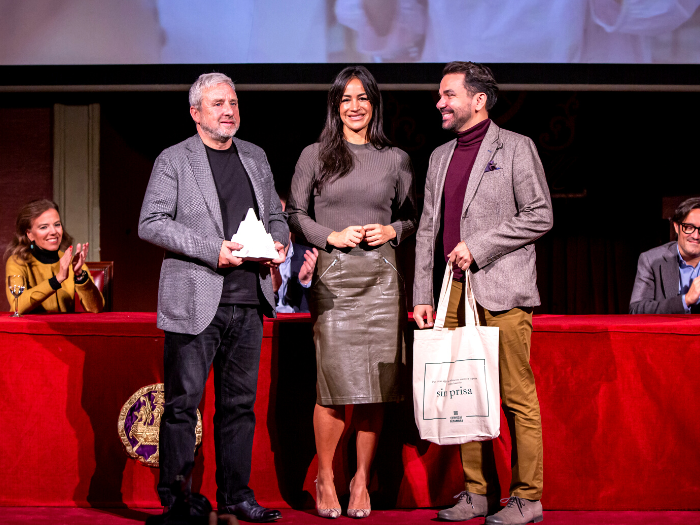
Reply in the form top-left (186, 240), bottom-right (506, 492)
top-left (271, 239), bottom-right (317, 313)
top-left (4, 199), bottom-right (104, 314)
top-left (630, 196), bottom-right (700, 314)
top-left (271, 197), bottom-right (318, 313)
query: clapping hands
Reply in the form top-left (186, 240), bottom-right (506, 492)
top-left (57, 242), bottom-right (91, 283)
top-left (686, 277), bottom-right (700, 306)
top-left (298, 248), bottom-right (319, 285)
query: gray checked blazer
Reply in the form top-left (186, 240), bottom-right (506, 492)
top-left (414, 121), bottom-right (553, 312)
top-left (139, 134), bottom-right (289, 335)
top-left (629, 241), bottom-right (687, 314)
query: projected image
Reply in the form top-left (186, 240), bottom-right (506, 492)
top-left (1, 0), bottom-right (698, 65)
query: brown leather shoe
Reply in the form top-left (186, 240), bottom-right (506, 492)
top-left (485, 496), bottom-right (543, 524)
top-left (437, 491), bottom-right (499, 521)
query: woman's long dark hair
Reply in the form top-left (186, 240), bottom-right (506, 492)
top-left (316, 66), bottom-right (392, 192)
top-left (4, 199), bottom-right (73, 262)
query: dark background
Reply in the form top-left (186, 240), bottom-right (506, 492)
top-left (2, 74), bottom-right (699, 314)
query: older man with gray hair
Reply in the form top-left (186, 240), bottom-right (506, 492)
top-left (139, 72), bottom-right (288, 522)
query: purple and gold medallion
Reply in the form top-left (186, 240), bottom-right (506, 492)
top-left (118, 383), bottom-right (202, 467)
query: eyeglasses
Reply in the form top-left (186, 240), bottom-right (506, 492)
top-left (679, 222), bottom-right (700, 235)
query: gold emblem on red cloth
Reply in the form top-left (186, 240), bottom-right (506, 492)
top-left (118, 383), bottom-right (202, 467)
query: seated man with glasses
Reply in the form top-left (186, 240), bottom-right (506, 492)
top-left (630, 197), bottom-right (700, 314)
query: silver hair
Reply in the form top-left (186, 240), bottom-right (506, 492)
top-left (189, 72), bottom-right (236, 108)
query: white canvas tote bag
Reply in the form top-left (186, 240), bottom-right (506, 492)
top-left (412, 265), bottom-right (500, 445)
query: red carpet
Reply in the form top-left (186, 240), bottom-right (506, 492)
top-left (0, 508), bottom-right (698, 525)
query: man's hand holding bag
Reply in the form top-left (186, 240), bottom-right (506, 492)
top-left (412, 265), bottom-right (500, 445)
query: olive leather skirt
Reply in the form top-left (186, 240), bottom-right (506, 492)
top-left (309, 243), bottom-right (406, 405)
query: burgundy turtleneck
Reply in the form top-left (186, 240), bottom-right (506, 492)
top-left (441, 118), bottom-right (491, 280)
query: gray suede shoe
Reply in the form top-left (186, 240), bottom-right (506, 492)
top-left (437, 491), bottom-right (497, 521)
top-left (485, 496), bottom-right (543, 524)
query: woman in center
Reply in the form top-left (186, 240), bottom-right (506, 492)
top-left (288, 66), bottom-right (417, 519)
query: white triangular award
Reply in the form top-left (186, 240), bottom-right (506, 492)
top-left (229, 208), bottom-right (279, 259)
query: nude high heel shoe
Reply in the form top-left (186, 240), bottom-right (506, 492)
top-left (347, 477), bottom-right (371, 519)
top-left (315, 478), bottom-right (340, 519)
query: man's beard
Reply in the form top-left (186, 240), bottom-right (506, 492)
top-left (200, 120), bottom-right (238, 141)
top-left (441, 105), bottom-right (471, 132)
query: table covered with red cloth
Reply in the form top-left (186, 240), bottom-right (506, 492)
top-left (1, 313), bottom-right (698, 510)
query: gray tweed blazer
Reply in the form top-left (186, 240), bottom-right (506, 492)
top-left (139, 134), bottom-right (289, 335)
top-left (414, 121), bottom-right (553, 312)
top-left (629, 241), bottom-right (686, 314)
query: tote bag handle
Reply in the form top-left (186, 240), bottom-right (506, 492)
top-left (433, 265), bottom-right (480, 330)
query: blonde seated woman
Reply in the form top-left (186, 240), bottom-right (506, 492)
top-left (5, 199), bottom-right (104, 314)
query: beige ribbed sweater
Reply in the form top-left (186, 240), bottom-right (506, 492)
top-left (287, 142), bottom-right (417, 249)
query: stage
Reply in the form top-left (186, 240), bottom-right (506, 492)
top-left (1, 313), bottom-right (699, 512)
top-left (1, 508), bottom-right (699, 525)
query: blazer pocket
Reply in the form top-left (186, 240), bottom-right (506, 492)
top-left (158, 258), bottom-right (194, 320)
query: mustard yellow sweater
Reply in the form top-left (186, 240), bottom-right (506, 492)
top-left (5, 252), bottom-right (105, 314)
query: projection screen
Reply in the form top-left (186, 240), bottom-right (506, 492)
top-left (1, 0), bottom-right (699, 65)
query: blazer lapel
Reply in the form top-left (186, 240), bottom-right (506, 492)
top-left (188, 136), bottom-right (224, 237)
top-left (234, 138), bottom-right (267, 225)
top-left (432, 139), bottom-right (457, 227)
top-left (462, 121), bottom-right (502, 215)
top-left (660, 244), bottom-right (680, 299)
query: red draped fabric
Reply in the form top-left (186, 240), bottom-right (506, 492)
top-left (0, 313), bottom-right (698, 510)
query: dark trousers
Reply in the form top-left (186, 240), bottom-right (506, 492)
top-left (157, 305), bottom-right (264, 507)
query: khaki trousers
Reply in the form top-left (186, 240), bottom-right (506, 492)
top-left (444, 280), bottom-right (543, 500)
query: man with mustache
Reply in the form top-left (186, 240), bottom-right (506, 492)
top-left (413, 62), bottom-right (553, 524)
top-left (139, 72), bottom-right (288, 523)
